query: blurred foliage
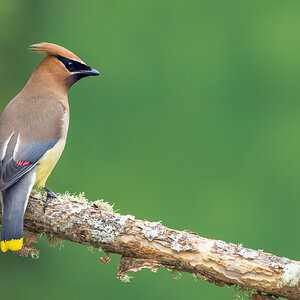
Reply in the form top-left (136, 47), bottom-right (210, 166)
top-left (0, 1), bottom-right (300, 299)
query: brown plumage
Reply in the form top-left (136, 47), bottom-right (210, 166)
top-left (0, 42), bottom-right (100, 252)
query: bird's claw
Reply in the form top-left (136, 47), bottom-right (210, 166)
top-left (43, 186), bottom-right (59, 213)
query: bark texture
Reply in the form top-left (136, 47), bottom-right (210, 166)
top-left (0, 192), bottom-right (299, 299)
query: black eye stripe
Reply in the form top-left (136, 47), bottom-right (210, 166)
top-left (55, 55), bottom-right (91, 72)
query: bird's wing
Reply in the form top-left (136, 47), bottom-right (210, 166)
top-left (0, 98), bottom-right (66, 191)
top-left (0, 137), bottom-right (60, 190)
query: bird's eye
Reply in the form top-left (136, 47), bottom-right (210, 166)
top-left (65, 61), bottom-right (74, 72)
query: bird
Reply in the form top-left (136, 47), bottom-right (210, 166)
top-left (0, 42), bottom-right (100, 252)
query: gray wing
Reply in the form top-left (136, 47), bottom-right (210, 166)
top-left (0, 135), bottom-right (60, 190)
top-left (0, 97), bottom-right (66, 191)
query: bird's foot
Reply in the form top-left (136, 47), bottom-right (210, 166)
top-left (43, 186), bottom-right (59, 213)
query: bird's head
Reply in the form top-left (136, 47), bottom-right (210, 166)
top-left (29, 42), bottom-right (100, 91)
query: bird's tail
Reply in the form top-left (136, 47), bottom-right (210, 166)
top-left (1, 189), bottom-right (25, 252)
top-left (0, 171), bottom-right (35, 252)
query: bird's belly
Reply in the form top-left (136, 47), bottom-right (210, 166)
top-left (34, 138), bottom-right (66, 188)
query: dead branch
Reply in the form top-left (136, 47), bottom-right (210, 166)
top-left (0, 191), bottom-right (299, 299)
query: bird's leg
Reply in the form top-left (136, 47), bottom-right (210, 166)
top-left (43, 186), bottom-right (59, 212)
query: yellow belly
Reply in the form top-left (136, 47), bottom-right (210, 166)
top-left (34, 139), bottom-right (65, 188)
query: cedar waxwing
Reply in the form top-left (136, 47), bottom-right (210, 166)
top-left (0, 42), bottom-right (100, 252)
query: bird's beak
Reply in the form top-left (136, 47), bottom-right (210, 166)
top-left (81, 68), bottom-right (100, 76)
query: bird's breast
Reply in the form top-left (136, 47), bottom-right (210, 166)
top-left (34, 110), bottom-right (69, 188)
top-left (34, 138), bottom-right (66, 188)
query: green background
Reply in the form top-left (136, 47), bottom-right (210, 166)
top-left (0, 1), bottom-right (299, 299)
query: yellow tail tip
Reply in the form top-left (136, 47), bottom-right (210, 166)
top-left (0, 238), bottom-right (23, 252)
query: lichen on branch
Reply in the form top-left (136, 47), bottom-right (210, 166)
top-left (0, 191), bottom-right (299, 300)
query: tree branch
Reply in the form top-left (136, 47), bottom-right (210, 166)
top-left (0, 191), bottom-right (299, 299)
